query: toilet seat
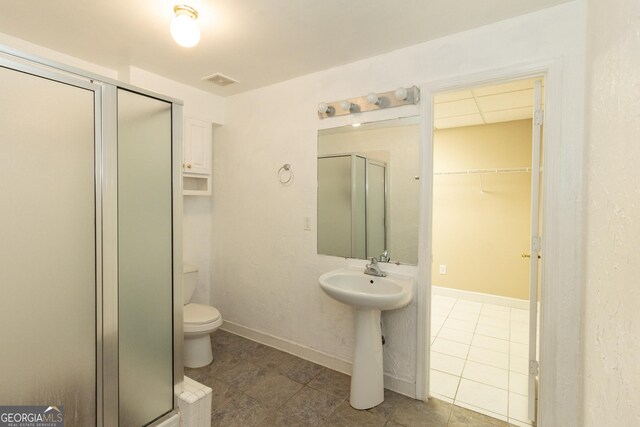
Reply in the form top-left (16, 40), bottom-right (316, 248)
top-left (184, 303), bottom-right (222, 334)
top-left (184, 303), bottom-right (221, 324)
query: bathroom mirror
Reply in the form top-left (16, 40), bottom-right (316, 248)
top-left (317, 117), bottom-right (420, 265)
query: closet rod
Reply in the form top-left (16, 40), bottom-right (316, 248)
top-left (433, 167), bottom-right (542, 176)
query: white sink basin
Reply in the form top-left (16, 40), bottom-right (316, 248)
top-left (318, 266), bottom-right (414, 410)
top-left (319, 268), bottom-right (413, 310)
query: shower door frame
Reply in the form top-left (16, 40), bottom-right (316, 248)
top-left (0, 53), bottom-right (105, 426)
top-left (0, 45), bottom-right (185, 427)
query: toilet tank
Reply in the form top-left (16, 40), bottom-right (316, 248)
top-left (183, 263), bottom-right (198, 305)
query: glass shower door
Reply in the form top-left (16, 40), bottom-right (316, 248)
top-left (317, 155), bottom-right (353, 257)
top-left (366, 161), bottom-right (386, 259)
top-left (0, 63), bottom-right (99, 425)
top-left (117, 89), bottom-right (174, 426)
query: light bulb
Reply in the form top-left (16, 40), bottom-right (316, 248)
top-left (367, 92), bottom-right (380, 105)
top-left (340, 100), bottom-right (353, 111)
top-left (318, 102), bottom-right (334, 115)
top-left (394, 87), bottom-right (408, 101)
top-left (318, 102), bottom-right (329, 113)
top-left (171, 5), bottom-right (200, 48)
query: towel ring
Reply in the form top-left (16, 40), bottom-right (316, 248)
top-left (278, 163), bottom-right (293, 185)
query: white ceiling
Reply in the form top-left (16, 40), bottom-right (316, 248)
top-left (434, 78), bottom-right (545, 129)
top-left (0, 0), bottom-right (570, 97)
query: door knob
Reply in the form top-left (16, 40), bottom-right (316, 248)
top-left (521, 253), bottom-right (541, 259)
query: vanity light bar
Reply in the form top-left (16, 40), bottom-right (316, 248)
top-left (317, 86), bottom-right (420, 119)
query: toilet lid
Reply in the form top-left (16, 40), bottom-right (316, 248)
top-left (184, 303), bottom-right (221, 325)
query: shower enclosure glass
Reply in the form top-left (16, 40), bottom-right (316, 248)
top-left (0, 63), bottom-right (98, 425)
top-left (366, 162), bottom-right (386, 259)
top-left (317, 154), bottom-right (387, 260)
top-left (0, 50), bottom-right (182, 426)
top-left (117, 89), bottom-right (174, 426)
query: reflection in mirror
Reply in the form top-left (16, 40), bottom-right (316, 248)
top-left (317, 117), bottom-right (420, 265)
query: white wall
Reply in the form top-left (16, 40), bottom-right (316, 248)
top-left (212, 2), bottom-right (586, 421)
top-left (126, 67), bottom-right (224, 125)
top-left (0, 32), bottom-right (117, 78)
top-left (583, 0), bottom-right (640, 424)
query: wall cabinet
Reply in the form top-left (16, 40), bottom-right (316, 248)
top-left (183, 117), bottom-right (212, 195)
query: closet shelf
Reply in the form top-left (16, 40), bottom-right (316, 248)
top-left (433, 167), bottom-right (542, 176)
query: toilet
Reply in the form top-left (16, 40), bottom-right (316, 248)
top-left (183, 263), bottom-right (222, 368)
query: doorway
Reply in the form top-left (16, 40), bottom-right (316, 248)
top-left (427, 77), bottom-right (543, 425)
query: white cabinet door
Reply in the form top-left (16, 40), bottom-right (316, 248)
top-left (183, 117), bottom-right (212, 175)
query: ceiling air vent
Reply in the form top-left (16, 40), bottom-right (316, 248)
top-left (202, 73), bottom-right (238, 87)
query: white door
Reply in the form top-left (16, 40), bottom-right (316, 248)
top-left (527, 79), bottom-right (543, 421)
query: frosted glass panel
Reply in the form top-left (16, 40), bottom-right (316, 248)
top-left (317, 154), bottom-right (388, 260)
top-left (352, 157), bottom-right (367, 259)
top-left (118, 89), bottom-right (173, 426)
top-left (367, 163), bottom-right (386, 258)
top-left (0, 66), bottom-right (96, 424)
top-left (318, 156), bottom-right (352, 257)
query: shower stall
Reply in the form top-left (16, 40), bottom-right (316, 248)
top-left (0, 48), bottom-right (183, 426)
top-left (317, 154), bottom-right (387, 260)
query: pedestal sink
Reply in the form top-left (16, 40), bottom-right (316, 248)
top-left (319, 267), bottom-right (414, 409)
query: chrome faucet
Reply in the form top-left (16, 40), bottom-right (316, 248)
top-left (364, 257), bottom-right (387, 277)
top-left (379, 249), bottom-right (390, 263)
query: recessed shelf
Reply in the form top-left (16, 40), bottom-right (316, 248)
top-left (183, 174), bottom-right (210, 196)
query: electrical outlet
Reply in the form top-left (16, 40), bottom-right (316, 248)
top-left (439, 265), bottom-right (447, 274)
top-left (304, 216), bottom-right (311, 231)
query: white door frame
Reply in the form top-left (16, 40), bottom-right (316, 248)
top-left (527, 78), bottom-right (544, 420)
top-left (415, 58), bottom-right (566, 424)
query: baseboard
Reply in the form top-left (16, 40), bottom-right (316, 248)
top-left (383, 374), bottom-right (416, 399)
top-left (221, 320), bottom-right (416, 399)
top-left (432, 285), bottom-right (530, 310)
top-left (222, 321), bottom-right (352, 374)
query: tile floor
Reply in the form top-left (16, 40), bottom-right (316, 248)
top-left (186, 329), bottom-right (518, 426)
top-left (430, 294), bottom-right (536, 427)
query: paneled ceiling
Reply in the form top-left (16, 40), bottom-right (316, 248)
top-left (434, 79), bottom-right (544, 129)
top-left (0, 0), bottom-right (570, 96)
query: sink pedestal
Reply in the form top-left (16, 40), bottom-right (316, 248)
top-left (318, 267), bottom-right (414, 409)
top-left (350, 308), bottom-right (384, 409)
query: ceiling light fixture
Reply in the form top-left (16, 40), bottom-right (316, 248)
top-left (171, 4), bottom-right (201, 48)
